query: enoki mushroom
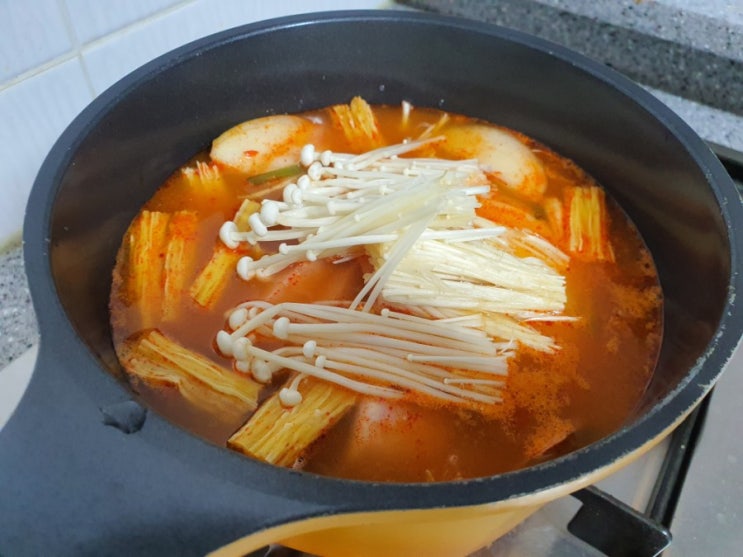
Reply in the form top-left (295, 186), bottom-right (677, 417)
top-left (215, 138), bottom-right (576, 409)
top-left (216, 301), bottom-right (510, 409)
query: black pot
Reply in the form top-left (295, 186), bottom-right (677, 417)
top-left (2, 10), bottom-right (741, 557)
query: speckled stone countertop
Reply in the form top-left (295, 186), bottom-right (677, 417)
top-left (401, 0), bottom-right (743, 151)
top-left (1, 0), bottom-right (742, 370)
top-left (0, 240), bottom-right (37, 368)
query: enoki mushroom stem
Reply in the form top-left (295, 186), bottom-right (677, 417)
top-left (216, 301), bottom-right (510, 408)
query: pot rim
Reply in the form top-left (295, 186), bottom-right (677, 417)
top-left (23, 9), bottom-right (743, 511)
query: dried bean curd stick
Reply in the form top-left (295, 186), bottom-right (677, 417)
top-left (127, 210), bottom-right (170, 328)
top-left (121, 330), bottom-right (261, 415)
top-left (189, 245), bottom-right (242, 308)
top-left (328, 96), bottom-right (384, 151)
top-left (162, 211), bottom-right (199, 321)
top-left (228, 377), bottom-right (356, 467)
top-left (566, 185), bottom-right (615, 261)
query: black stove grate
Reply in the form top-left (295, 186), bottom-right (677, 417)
top-left (567, 397), bottom-right (708, 557)
top-left (567, 145), bottom-right (743, 557)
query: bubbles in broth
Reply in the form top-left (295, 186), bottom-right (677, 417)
top-left (110, 97), bottom-right (662, 482)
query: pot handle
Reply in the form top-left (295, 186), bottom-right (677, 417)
top-left (0, 341), bottom-right (326, 556)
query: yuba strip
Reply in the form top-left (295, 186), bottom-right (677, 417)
top-left (120, 330), bottom-right (261, 415)
top-left (233, 199), bottom-right (261, 232)
top-left (566, 185), bottom-right (615, 261)
top-left (328, 96), bottom-right (384, 151)
top-left (228, 377), bottom-right (356, 466)
top-left (180, 160), bottom-right (226, 192)
top-left (189, 244), bottom-right (241, 308)
top-left (127, 210), bottom-right (170, 328)
top-left (162, 211), bottom-right (199, 322)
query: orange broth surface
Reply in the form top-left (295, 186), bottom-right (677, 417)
top-left (110, 104), bottom-right (663, 482)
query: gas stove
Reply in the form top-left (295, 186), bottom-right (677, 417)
top-left (1, 149), bottom-right (740, 557)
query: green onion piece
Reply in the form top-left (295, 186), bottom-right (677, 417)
top-left (247, 164), bottom-right (303, 185)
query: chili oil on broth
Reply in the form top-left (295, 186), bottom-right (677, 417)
top-left (109, 102), bottom-right (662, 483)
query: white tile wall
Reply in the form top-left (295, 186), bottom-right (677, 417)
top-left (83, 0), bottom-right (387, 93)
top-left (64, 0), bottom-right (185, 44)
top-left (0, 0), bottom-right (72, 82)
top-left (4, 0), bottom-right (736, 248)
top-left (0, 0), bottom-right (385, 246)
top-left (0, 58), bottom-right (92, 241)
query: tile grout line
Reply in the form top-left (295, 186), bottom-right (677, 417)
top-left (0, 0), bottom-right (199, 96)
top-left (70, 0), bottom-right (200, 66)
top-left (0, 52), bottom-right (81, 94)
top-left (55, 0), bottom-right (95, 98)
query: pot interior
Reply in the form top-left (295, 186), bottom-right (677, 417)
top-left (38, 13), bottom-right (735, 470)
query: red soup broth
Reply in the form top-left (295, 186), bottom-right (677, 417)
top-left (110, 102), bottom-right (662, 482)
